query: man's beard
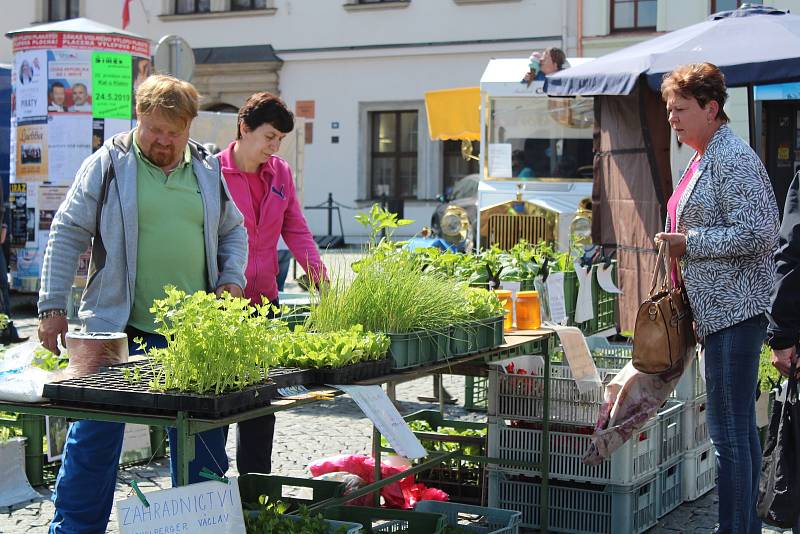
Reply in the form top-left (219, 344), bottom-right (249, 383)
top-left (144, 145), bottom-right (178, 167)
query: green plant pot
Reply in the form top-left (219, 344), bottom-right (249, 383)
top-left (388, 330), bottom-right (441, 369)
top-left (430, 328), bottom-right (452, 363)
top-left (450, 321), bottom-right (481, 356)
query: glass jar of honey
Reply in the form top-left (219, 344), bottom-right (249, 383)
top-left (494, 289), bottom-right (513, 332)
top-left (515, 290), bottom-right (541, 330)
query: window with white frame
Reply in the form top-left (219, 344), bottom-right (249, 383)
top-left (370, 110), bottom-right (419, 199)
top-left (610, 0), bottom-right (656, 32)
top-left (175, 0), bottom-right (211, 14)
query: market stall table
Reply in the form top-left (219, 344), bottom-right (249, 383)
top-left (0, 330), bottom-right (556, 527)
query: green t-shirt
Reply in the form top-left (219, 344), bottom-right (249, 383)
top-left (128, 140), bottom-right (207, 333)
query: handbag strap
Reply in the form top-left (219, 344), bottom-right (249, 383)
top-left (649, 241), bottom-right (675, 296)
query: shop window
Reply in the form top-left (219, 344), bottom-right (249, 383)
top-left (174, 0), bottom-right (211, 14)
top-left (370, 111), bottom-right (419, 199)
top-left (231, 0), bottom-right (267, 9)
top-left (711, 0), bottom-right (762, 12)
top-left (610, 0), bottom-right (656, 32)
top-left (443, 140), bottom-right (479, 198)
top-left (47, 0), bottom-right (80, 21)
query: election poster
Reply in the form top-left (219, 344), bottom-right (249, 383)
top-left (47, 49), bottom-right (92, 113)
top-left (14, 50), bottom-right (47, 121)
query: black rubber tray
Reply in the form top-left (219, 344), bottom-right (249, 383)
top-left (314, 358), bottom-right (392, 385)
top-left (42, 362), bottom-right (277, 418)
top-left (266, 367), bottom-right (315, 390)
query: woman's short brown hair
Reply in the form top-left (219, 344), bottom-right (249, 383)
top-left (237, 92), bottom-right (294, 139)
top-left (135, 74), bottom-right (199, 127)
top-left (661, 63), bottom-right (730, 122)
top-left (546, 47), bottom-right (567, 71)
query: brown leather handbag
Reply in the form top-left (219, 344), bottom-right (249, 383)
top-left (632, 241), bottom-right (696, 375)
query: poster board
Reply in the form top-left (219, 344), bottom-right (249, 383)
top-left (9, 29), bottom-right (150, 291)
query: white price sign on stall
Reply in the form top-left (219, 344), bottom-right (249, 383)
top-left (116, 477), bottom-right (245, 534)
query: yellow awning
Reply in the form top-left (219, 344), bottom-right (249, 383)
top-left (424, 87), bottom-right (480, 141)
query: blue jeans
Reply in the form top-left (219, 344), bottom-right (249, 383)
top-left (49, 332), bottom-right (229, 534)
top-left (704, 314), bottom-right (766, 534)
top-left (277, 249), bottom-right (292, 291)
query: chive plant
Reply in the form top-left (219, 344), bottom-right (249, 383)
top-left (308, 251), bottom-right (474, 334)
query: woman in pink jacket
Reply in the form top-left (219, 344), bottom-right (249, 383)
top-left (217, 92), bottom-right (327, 474)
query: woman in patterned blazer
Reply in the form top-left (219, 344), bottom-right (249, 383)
top-left (656, 63), bottom-right (780, 534)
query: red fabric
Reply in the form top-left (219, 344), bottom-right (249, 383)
top-left (218, 143), bottom-right (326, 304)
top-left (309, 455), bottom-right (410, 508)
top-left (308, 454), bottom-right (449, 509)
top-left (122, 0), bottom-right (132, 29)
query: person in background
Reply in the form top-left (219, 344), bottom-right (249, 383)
top-left (48, 82), bottom-right (66, 112)
top-left (67, 83), bottom-right (91, 112)
top-left (523, 47), bottom-right (568, 85)
top-left (512, 149), bottom-right (534, 178)
top-left (656, 63), bottom-right (779, 534)
top-left (37, 74), bottom-right (247, 533)
top-left (276, 236), bottom-right (292, 291)
top-left (766, 173), bottom-right (800, 534)
top-left (217, 91), bottom-right (327, 475)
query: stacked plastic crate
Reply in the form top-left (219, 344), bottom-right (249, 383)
top-left (593, 346), bottom-right (715, 513)
top-left (485, 351), bottom-right (660, 534)
top-left (673, 357), bottom-right (715, 503)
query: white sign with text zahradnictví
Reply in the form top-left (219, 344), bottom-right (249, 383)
top-left (116, 477), bottom-right (245, 534)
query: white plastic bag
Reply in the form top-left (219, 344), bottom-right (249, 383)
top-left (0, 341), bottom-right (54, 402)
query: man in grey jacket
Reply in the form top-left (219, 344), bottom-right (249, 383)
top-left (37, 75), bottom-right (247, 534)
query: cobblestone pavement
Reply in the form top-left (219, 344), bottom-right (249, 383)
top-left (0, 250), bottom-right (790, 533)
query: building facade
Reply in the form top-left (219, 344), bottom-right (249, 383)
top-left (1, 0), bottom-right (798, 239)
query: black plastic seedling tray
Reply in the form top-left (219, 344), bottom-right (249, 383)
top-left (42, 362), bottom-right (277, 419)
top-left (266, 366), bottom-right (315, 390)
top-left (314, 358), bottom-right (392, 385)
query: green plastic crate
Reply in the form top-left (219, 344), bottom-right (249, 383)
top-left (571, 263), bottom-right (618, 335)
top-left (238, 474), bottom-right (346, 510)
top-left (562, 270), bottom-right (578, 326)
top-left (451, 321), bottom-right (482, 356)
top-left (245, 511), bottom-right (362, 534)
top-left (488, 471), bottom-right (658, 534)
top-left (400, 410), bottom-right (487, 505)
top-left (415, 501), bottom-right (521, 534)
top-left (323, 505), bottom-right (446, 534)
top-left (388, 330), bottom-right (445, 369)
top-left (464, 376), bottom-right (489, 412)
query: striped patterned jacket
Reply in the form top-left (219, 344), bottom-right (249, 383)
top-left (666, 124), bottom-right (780, 338)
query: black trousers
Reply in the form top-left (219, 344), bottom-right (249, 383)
top-left (232, 297), bottom-right (280, 474)
top-left (232, 413), bottom-right (276, 474)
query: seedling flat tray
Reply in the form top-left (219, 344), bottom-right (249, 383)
top-left (42, 362), bottom-right (277, 418)
top-left (267, 367), bottom-right (315, 390)
top-left (315, 358), bottom-right (393, 385)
